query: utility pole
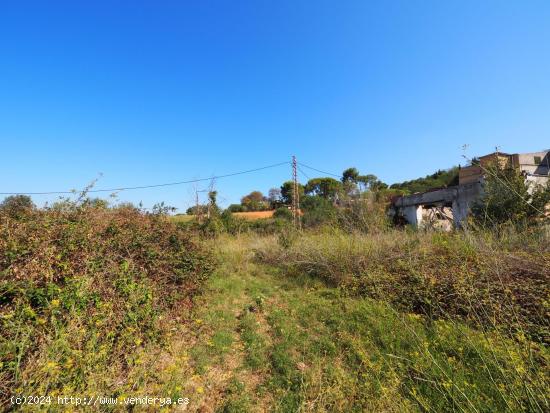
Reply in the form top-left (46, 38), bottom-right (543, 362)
top-left (195, 188), bottom-right (201, 224)
top-left (194, 187), bottom-right (208, 223)
top-left (292, 155), bottom-right (301, 230)
top-left (206, 179), bottom-right (216, 219)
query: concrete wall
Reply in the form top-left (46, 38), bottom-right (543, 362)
top-left (516, 151), bottom-right (550, 176)
top-left (452, 183), bottom-right (483, 227)
top-left (402, 205), bottom-right (423, 226)
top-left (393, 186), bottom-right (457, 208)
top-left (394, 182), bottom-right (482, 228)
top-left (459, 165), bottom-right (483, 185)
top-left (525, 175), bottom-right (549, 193)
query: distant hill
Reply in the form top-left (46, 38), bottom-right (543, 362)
top-left (390, 166), bottom-right (459, 194)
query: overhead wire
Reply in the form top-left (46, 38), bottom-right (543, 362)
top-left (296, 164), bottom-right (311, 181)
top-left (0, 161), bottom-right (290, 196)
top-left (297, 162), bottom-right (341, 179)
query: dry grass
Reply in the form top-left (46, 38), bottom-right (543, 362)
top-left (170, 214), bottom-right (195, 223)
top-left (232, 210), bottom-right (275, 220)
top-left (254, 227), bottom-right (550, 342)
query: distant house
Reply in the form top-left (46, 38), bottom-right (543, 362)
top-left (391, 149), bottom-right (549, 228)
top-left (459, 150), bottom-right (550, 187)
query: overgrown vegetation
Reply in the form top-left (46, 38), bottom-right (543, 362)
top-left (2, 159), bottom-right (549, 412)
top-left (255, 228), bottom-right (549, 342)
top-left (472, 164), bottom-right (550, 227)
top-left (0, 199), bottom-right (214, 408)
top-left (181, 235), bottom-right (549, 412)
top-left (390, 167), bottom-right (459, 194)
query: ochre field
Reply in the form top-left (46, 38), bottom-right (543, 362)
top-left (232, 210), bottom-right (275, 220)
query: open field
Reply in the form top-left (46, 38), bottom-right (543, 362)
top-left (170, 211), bottom-right (276, 223)
top-left (1, 203), bottom-right (548, 412)
top-left (170, 214), bottom-right (196, 223)
top-left (232, 210), bottom-right (275, 220)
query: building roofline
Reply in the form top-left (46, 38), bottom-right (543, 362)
top-left (477, 152), bottom-right (513, 159)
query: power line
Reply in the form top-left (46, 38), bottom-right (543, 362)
top-left (297, 162), bottom-right (341, 179)
top-left (297, 164), bottom-right (311, 181)
top-left (291, 155), bottom-right (301, 230)
top-left (0, 161), bottom-right (290, 196)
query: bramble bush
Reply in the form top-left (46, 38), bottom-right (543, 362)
top-left (0, 200), bottom-right (214, 407)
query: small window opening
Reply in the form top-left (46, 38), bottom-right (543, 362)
top-left (534, 156), bottom-right (542, 165)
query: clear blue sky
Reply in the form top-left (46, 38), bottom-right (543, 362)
top-left (1, 1), bottom-right (549, 210)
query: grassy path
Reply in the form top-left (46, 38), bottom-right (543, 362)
top-left (128, 236), bottom-right (544, 413)
top-left (129, 238), bottom-right (416, 412)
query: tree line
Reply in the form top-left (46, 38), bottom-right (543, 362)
top-left (218, 167), bottom-right (390, 213)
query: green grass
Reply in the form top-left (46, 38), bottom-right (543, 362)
top-left (179, 235), bottom-right (549, 412)
top-left (2, 207), bottom-right (547, 412)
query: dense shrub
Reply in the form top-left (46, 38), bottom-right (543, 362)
top-left (0, 203), bottom-right (214, 406)
top-left (472, 165), bottom-right (550, 227)
top-left (273, 207), bottom-right (292, 221)
top-left (336, 195), bottom-right (390, 233)
top-left (296, 194), bottom-right (390, 233)
top-left (300, 196), bottom-right (336, 227)
top-left (390, 167), bottom-right (459, 193)
top-left (231, 217), bottom-right (291, 236)
top-left (226, 203), bottom-right (245, 213)
top-left (0, 195), bottom-right (35, 218)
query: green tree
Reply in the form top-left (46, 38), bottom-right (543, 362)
top-left (207, 191), bottom-right (220, 217)
top-left (227, 204), bottom-right (245, 213)
top-left (472, 165), bottom-right (550, 227)
top-left (304, 177), bottom-right (342, 199)
top-left (280, 181), bottom-right (304, 205)
top-left (301, 195), bottom-right (337, 227)
top-left (342, 167), bottom-right (360, 184)
top-left (199, 191), bottom-right (223, 236)
top-left (0, 195), bottom-right (35, 218)
top-left (389, 167), bottom-right (459, 194)
top-left (241, 191), bottom-right (268, 211)
top-left (186, 205), bottom-right (208, 215)
top-left (273, 206), bottom-right (293, 220)
top-left (268, 188), bottom-right (283, 209)
top-left (342, 168), bottom-right (360, 196)
top-left (357, 174), bottom-right (388, 192)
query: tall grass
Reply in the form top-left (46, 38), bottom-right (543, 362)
top-left (256, 227), bottom-right (549, 340)
top-left (254, 227), bottom-right (549, 411)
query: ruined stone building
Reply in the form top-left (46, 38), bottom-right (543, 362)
top-left (391, 150), bottom-right (549, 228)
top-left (459, 150), bottom-right (549, 187)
